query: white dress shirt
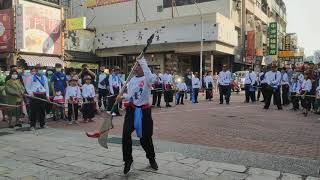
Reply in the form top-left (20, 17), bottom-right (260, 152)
top-left (265, 71), bottom-right (281, 87)
top-left (162, 73), bottom-right (173, 85)
top-left (124, 58), bottom-right (153, 106)
top-left (109, 74), bottom-right (122, 95)
top-left (290, 81), bottom-right (301, 93)
top-left (65, 86), bottom-right (82, 101)
top-left (82, 84), bottom-right (96, 98)
top-left (98, 73), bottom-right (108, 89)
top-left (218, 71), bottom-right (232, 86)
top-left (301, 79), bottom-right (312, 92)
top-left (281, 73), bottom-right (289, 85)
top-left (244, 72), bottom-right (257, 85)
top-left (27, 74), bottom-right (49, 97)
top-left (204, 75), bottom-right (214, 89)
top-left (177, 82), bottom-right (187, 91)
top-left (192, 77), bottom-right (200, 89)
top-left (152, 73), bottom-right (163, 85)
top-left (298, 74), bottom-right (304, 84)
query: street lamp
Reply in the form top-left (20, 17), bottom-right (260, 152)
top-left (194, 0), bottom-right (203, 86)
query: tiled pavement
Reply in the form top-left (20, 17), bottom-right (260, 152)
top-left (48, 93), bottom-right (320, 160)
top-left (0, 128), bottom-right (319, 180)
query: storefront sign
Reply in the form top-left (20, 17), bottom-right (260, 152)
top-left (0, 9), bottom-right (13, 52)
top-left (246, 31), bottom-right (255, 64)
top-left (66, 17), bottom-right (86, 31)
top-left (16, 0), bottom-right (62, 55)
top-left (86, 0), bottom-right (132, 8)
top-left (65, 30), bottom-right (95, 52)
top-left (268, 22), bottom-right (278, 56)
top-left (278, 50), bottom-right (295, 58)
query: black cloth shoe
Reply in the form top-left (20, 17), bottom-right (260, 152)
top-left (124, 160), bottom-right (133, 174)
top-left (219, 102), bottom-right (223, 104)
top-left (149, 159), bottom-right (158, 170)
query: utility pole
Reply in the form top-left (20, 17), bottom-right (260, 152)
top-left (241, 0), bottom-right (247, 69)
top-left (194, 0), bottom-right (203, 86)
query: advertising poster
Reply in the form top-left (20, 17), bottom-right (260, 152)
top-left (246, 31), bottom-right (255, 64)
top-left (0, 9), bottom-right (13, 52)
top-left (16, 1), bottom-right (62, 55)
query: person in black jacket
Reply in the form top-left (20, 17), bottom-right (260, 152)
top-left (184, 69), bottom-right (192, 100)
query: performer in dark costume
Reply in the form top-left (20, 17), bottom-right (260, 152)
top-left (116, 57), bottom-right (158, 175)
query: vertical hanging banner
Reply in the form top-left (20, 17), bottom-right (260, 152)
top-left (0, 8), bottom-right (13, 52)
top-left (268, 22), bottom-right (278, 56)
top-left (246, 31), bottom-right (255, 64)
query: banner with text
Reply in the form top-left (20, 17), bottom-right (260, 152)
top-left (66, 17), bottom-right (86, 31)
top-left (246, 31), bottom-right (255, 64)
top-left (268, 22), bottom-right (278, 56)
top-left (16, 0), bottom-right (62, 55)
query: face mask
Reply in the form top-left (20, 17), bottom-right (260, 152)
top-left (56, 91), bottom-right (61, 96)
top-left (12, 74), bottom-right (18, 79)
top-left (47, 71), bottom-right (53, 75)
top-left (56, 68), bottom-right (62, 72)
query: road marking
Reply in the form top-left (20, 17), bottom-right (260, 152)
top-left (153, 105), bottom-right (257, 115)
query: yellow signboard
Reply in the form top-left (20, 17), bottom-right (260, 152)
top-left (278, 51), bottom-right (295, 58)
top-left (66, 17), bottom-right (86, 31)
top-left (85, 0), bottom-right (97, 8)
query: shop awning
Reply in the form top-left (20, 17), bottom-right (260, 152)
top-left (20, 55), bottom-right (64, 67)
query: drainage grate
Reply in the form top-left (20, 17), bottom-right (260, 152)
top-left (108, 137), bottom-right (140, 146)
top-left (0, 132), bottom-right (13, 136)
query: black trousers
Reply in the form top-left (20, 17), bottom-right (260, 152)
top-left (98, 88), bottom-right (108, 109)
top-left (258, 83), bottom-right (267, 101)
top-left (30, 94), bottom-right (46, 128)
top-left (245, 85), bottom-right (256, 102)
top-left (193, 88), bottom-right (199, 103)
top-left (152, 90), bottom-right (162, 106)
top-left (264, 86), bottom-right (282, 109)
top-left (176, 92), bottom-right (184, 104)
top-left (301, 92), bottom-right (312, 111)
top-left (282, 85), bottom-right (290, 105)
top-left (219, 85), bottom-right (231, 104)
top-left (68, 103), bottom-right (79, 121)
top-left (164, 91), bottom-right (173, 105)
top-left (291, 92), bottom-right (300, 110)
top-left (206, 89), bottom-right (213, 100)
top-left (122, 107), bottom-right (155, 163)
top-left (82, 98), bottom-right (95, 119)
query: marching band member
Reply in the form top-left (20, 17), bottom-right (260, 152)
top-left (204, 71), bottom-right (214, 101)
top-left (163, 68), bottom-right (173, 107)
top-left (290, 76), bottom-right (301, 111)
top-left (192, 72), bottom-right (201, 103)
top-left (257, 67), bottom-right (267, 102)
top-left (281, 68), bottom-right (290, 106)
top-left (108, 66), bottom-right (123, 116)
top-left (65, 76), bottom-right (82, 124)
top-left (218, 65), bottom-right (232, 105)
top-left (176, 79), bottom-right (187, 105)
top-left (151, 66), bottom-right (163, 108)
top-left (26, 64), bottom-right (49, 130)
top-left (264, 65), bottom-right (282, 110)
top-left (300, 72), bottom-right (312, 116)
top-left (82, 76), bottom-right (96, 123)
top-left (244, 68), bottom-right (257, 103)
top-left (116, 57), bottom-right (158, 174)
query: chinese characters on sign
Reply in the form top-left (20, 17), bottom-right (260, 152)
top-left (16, 0), bottom-right (62, 55)
top-left (268, 22), bottom-right (277, 56)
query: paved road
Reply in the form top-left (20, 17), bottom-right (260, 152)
top-left (0, 128), bottom-right (319, 180)
top-left (49, 93), bottom-right (320, 160)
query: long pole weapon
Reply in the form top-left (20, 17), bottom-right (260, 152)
top-left (86, 34), bottom-right (155, 149)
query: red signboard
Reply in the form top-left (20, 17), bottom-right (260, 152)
top-left (246, 31), bottom-right (255, 64)
top-left (0, 9), bottom-right (13, 52)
